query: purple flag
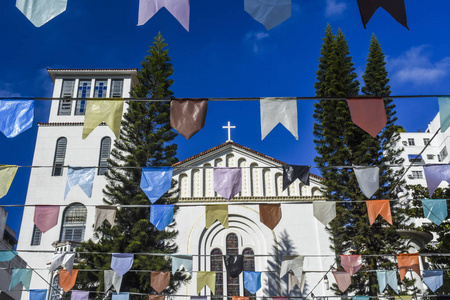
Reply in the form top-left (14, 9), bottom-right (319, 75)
top-left (71, 291), bottom-right (89, 300)
top-left (423, 165), bottom-right (450, 197)
top-left (111, 253), bottom-right (134, 277)
top-left (214, 168), bottom-right (242, 201)
top-left (138, 0), bottom-right (190, 31)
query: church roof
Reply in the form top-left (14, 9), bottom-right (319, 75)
top-left (173, 141), bottom-right (323, 181)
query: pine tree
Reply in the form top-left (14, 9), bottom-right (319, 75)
top-left (75, 33), bottom-right (185, 298)
top-left (313, 28), bottom-right (415, 296)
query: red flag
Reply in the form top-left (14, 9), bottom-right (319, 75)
top-left (332, 271), bottom-right (351, 292)
top-left (34, 205), bottom-right (60, 233)
top-left (347, 98), bottom-right (387, 137)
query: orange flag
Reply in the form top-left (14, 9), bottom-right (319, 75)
top-left (259, 204), bottom-right (282, 230)
top-left (397, 253), bottom-right (420, 281)
top-left (232, 297), bottom-right (249, 300)
top-left (151, 271), bottom-right (170, 293)
top-left (58, 269), bottom-right (78, 292)
top-left (366, 200), bottom-right (392, 225)
top-left (346, 98), bottom-right (387, 137)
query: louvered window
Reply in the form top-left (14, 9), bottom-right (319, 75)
top-left (94, 80), bottom-right (107, 98)
top-left (58, 80), bottom-right (74, 115)
top-left (60, 204), bottom-right (87, 242)
top-left (98, 137), bottom-right (111, 175)
top-left (52, 138), bottom-right (67, 176)
top-left (111, 80), bottom-right (123, 98)
top-left (31, 225), bottom-right (42, 246)
top-left (75, 80), bottom-right (91, 115)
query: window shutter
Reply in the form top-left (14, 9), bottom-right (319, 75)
top-left (111, 80), bottom-right (123, 98)
top-left (52, 138), bottom-right (67, 176)
top-left (58, 80), bottom-right (74, 115)
top-left (98, 137), bottom-right (111, 175)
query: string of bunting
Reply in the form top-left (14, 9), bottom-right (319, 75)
top-left (13, 0), bottom-right (409, 31)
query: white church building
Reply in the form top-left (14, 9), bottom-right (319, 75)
top-left (16, 69), bottom-right (336, 299)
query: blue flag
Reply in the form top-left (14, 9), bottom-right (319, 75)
top-left (0, 99), bottom-right (34, 138)
top-left (64, 167), bottom-right (95, 199)
top-left (150, 204), bottom-right (174, 230)
top-left (30, 289), bottom-right (47, 300)
top-left (111, 253), bottom-right (134, 277)
top-left (9, 268), bottom-right (32, 291)
top-left (353, 297), bottom-right (369, 300)
top-left (244, 271), bottom-right (261, 294)
top-left (112, 293), bottom-right (129, 300)
top-left (439, 97), bottom-right (450, 132)
top-left (422, 199), bottom-right (448, 226)
top-left (423, 270), bottom-right (443, 292)
top-left (0, 250), bottom-right (17, 262)
top-left (140, 167), bottom-right (173, 203)
top-left (377, 270), bottom-right (398, 294)
top-left (172, 255), bottom-right (193, 274)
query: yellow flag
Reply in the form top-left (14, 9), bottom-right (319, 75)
top-left (197, 271), bottom-right (216, 295)
top-left (395, 296), bottom-right (412, 300)
top-left (82, 99), bottom-right (124, 139)
top-left (205, 205), bottom-right (228, 229)
top-left (0, 165), bottom-right (18, 199)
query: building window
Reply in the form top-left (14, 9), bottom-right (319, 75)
top-left (94, 80), bottom-right (107, 98)
top-left (427, 154), bottom-right (435, 160)
top-left (98, 137), bottom-right (111, 175)
top-left (411, 171), bottom-right (423, 179)
top-left (243, 248), bottom-right (255, 297)
top-left (226, 233), bottom-right (240, 297)
top-left (440, 147), bottom-right (448, 160)
top-left (423, 138), bottom-right (430, 146)
top-left (60, 204), bottom-right (87, 242)
top-left (52, 138), bottom-right (67, 176)
top-left (408, 138), bottom-right (415, 146)
top-left (111, 80), bottom-right (123, 98)
top-left (58, 80), bottom-right (75, 115)
top-left (50, 274), bottom-right (62, 300)
top-left (211, 249), bottom-right (223, 299)
top-left (31, 225), bottom-right (42, 246)
top-left (75, 80), bottom-right (91, 115)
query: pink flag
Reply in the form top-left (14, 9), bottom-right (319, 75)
top-left (34, 206), bottom-right (60, 233)
top-left (214, 168), bottom-right (242, 201)
top-left (332, 271), bottom-right (352, 292)
top-left (138, 0), bottom-right (190, 31)
top-left (340, 255), bottom-right (362, 276)
top-left (346, 98), bottom-right (387, 137)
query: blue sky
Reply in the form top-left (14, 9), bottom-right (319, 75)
top-left (1, 0), bottom-right (449, 235)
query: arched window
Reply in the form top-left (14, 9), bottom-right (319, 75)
top-left (226, 233), bottom-right (240, 296)
top-left (211, 248), bottom-right (223, 299)
top-left (263, 168), bottom-right (271, 196)
top-left (98, 137), bottom-right (111, 175)
top-left (226, 154), bottom-right (235, 167)
top-left (192, 169), bottom-right (201, 197)
top-left (60, 204), bottom-right (87, 242)
top-left (243, 248), bottom-right (255, 296)
top-left (52, 138), bottom-right (67, 176)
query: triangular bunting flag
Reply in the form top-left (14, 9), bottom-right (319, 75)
top-left (151, 271), bottom-right (170, 293)
top-left (30, 289), bottom-right (47, 300)
top-left (140, 167), bottom-right (173, 204)
top-left (149, 296), bottom-right (165, 300)
top-left (197, 271), bottom-right (216, 294)
top-left (111, 253), bottom-right (134, 277)
top-left (423, 165), bottom-right (450, 197)
top-left (356, 0), bottom-right (408, 29)
top-left (138, 0), bottom-right (190, 31)
top-left (170, 99), bottom-right (208, 139)
top-left (71, 291), bottom-right (89, 300)
top-left (82, 99), bottom-right (124, 139)
top-left (280, 255), bottom-right (304, 280)
top-left (0, 99), bottom-right (34, 138)
top-left (397, 253), bottom-right (420, 281)
top-left (353, 297), bottom-right (369, 300)
top-left (260, 98), bottom-right (298, 140)
top-left (64, 167), bottom-right (95, 199)
top-left (347, 98), bottom-right (387, 137)
top-left (205, 205), bottom-right (228, 229)
top-left (224, 255), bottom-right (244, 278)
top-left (112, 293), bottom-right (129, 300)
top-left (259, 204), bottom-right (282, 230)
top-left (49, 252), bottom-right (75, 274)
top-left (16, 0), bottom-right (67, 27)
top-left (332, 271), bottom-right (351, 292)
top-left (59, 269), bottom-right (78, 293)
top-left (438, 98), bottom-right (450, 132)
top-left (214, 167), bottom-right (242, 200)
top-left (353, 166), bottom-right (379, 198)
top-left (422, 199), bottom-right (448, 226)
top-left (104, 270), bottom-right (123, 294)
top-left (423, 270), bottom-right (444, 292)
top-left (0, 250), bottom-right (17, 262)
top-left (0, 165), bottom-right (18, 199)
top-left (94, 206), bottom-right (117, 229)
top-left (34, 205), bottom-right (60, 233)
top-left (313, 201), bottom-right (336, 225)
top-left (340, 255), bottom-right (362, 276)
top-left (172, 255), bottom-right (193, 274)
top-left (150, 204), bottom-right (174, 230)
top-left (282, 164), bottom-right (310, 190)
top-left (191, 297), bottom-right (207, 300)
top-left (366, 200), bottom-right (392, 225)
top-left (9, 268), bottom-right (32, 291)
top-left (232, 297), bottom-right (249, 300)
top-left (245, 0), bottom-right (291, 30)
top-left (288, 272), bottom-right (306, 292)
top-left (244, 271), bottom-right (261, 294)
top-left (377, 270), bottom-right (399, 293)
